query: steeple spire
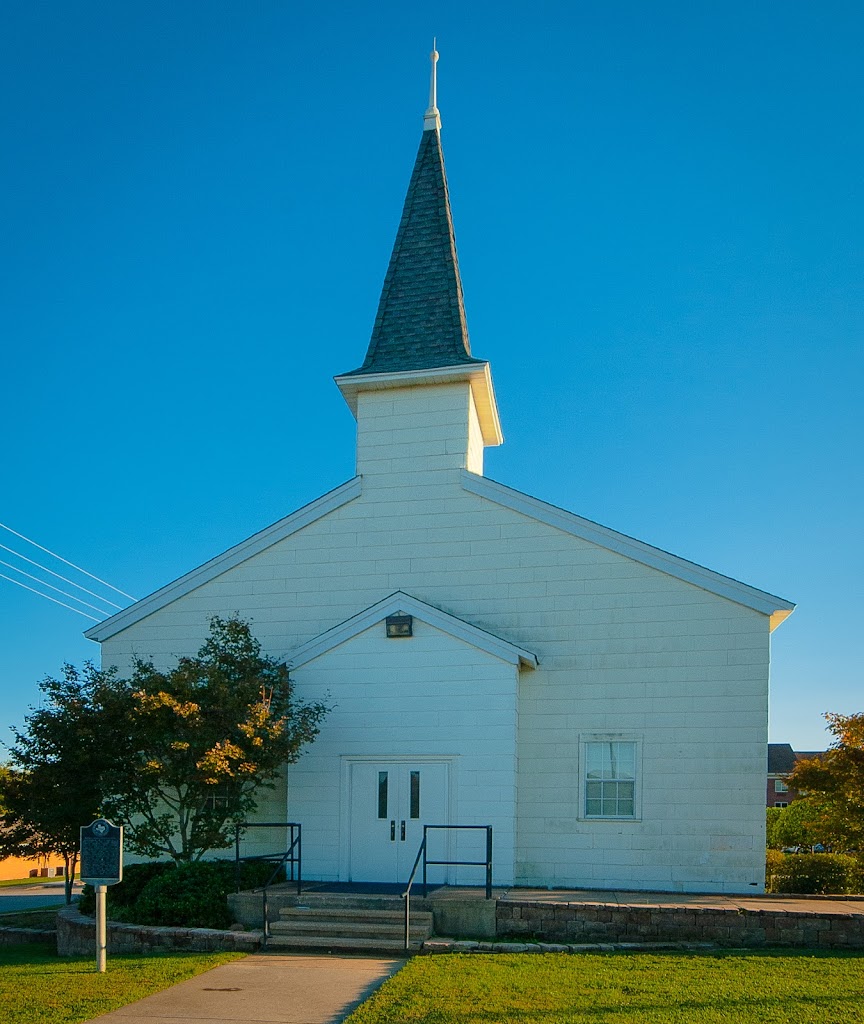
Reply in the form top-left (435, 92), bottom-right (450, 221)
top-left (424, 41), bottom-right (441, 131)
top-left (342, 47), bottom-right (483, 378)
top-left (336, 50), bottom-right (503, 459)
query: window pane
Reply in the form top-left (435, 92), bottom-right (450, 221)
top-left (614, 743), bottom-right (635, 779)
top-left (410, 771), bottom-right (420, 819)
top-left (585, 746), bottom-right (637, 817)
top-left (377, 771), bottom-right (388, 819)
top-left (586, 744), bottom-right (606, 778)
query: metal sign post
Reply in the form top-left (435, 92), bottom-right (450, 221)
top-left (80, 819), bottom-right (123, 973)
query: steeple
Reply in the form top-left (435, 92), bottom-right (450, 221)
top-left (336, 50), bottom-right (502, 480)
top-left (342, 44), bottom-right (483, 378)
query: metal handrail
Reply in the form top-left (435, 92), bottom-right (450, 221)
top-left (401, 835), bottom-right (428, 950)
top-left (401, 824), bottom-right (493, 951)
top-left (234, 822), bottom-right (302, 942)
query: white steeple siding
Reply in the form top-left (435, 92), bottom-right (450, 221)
top-left (89, 60), bottom-right (794, 892)
top-left (354, 382), bottom-right (486, 482)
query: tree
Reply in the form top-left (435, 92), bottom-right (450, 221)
top-left (0, 662), bottom-right (128, 902)
top-left (3, 617), bottom-right (328, 868)
top-left (766, 800), bottom-right (829, 851)
top-left (105, 616), bottom-right (328, 861)
top-left (787, 712), bottom-right (864, 852)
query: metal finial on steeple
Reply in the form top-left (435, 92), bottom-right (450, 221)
top-left (423, 40), bottom-right (441, 131)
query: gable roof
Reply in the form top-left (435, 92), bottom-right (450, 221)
top-left (84, 477), bottom-right (361, 643)
top-left (285, 591), bottom-right (538, 671)
top-left (461, 471), bottom-right (796, 631)
top-left (341, 127), bottom-right (484, 377)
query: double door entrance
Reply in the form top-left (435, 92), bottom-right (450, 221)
top-left (347, 760), bottom-right (449, 883)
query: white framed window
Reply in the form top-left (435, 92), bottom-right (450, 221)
top-left (582, 738), bottom-right (639, 819)
top-left (774, 779), bottom-right (789, 793)
top-left (774, 801), bottom-right (789, 809)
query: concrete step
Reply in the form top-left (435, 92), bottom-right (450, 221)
top-left (264, 933), bottom-right (423, 953)
top-left (279, 907), bottom-right (432, 925)
top-left (275, 893), bottom-right (434, 913)
top-left (270, 919), bottom-right (430, 939)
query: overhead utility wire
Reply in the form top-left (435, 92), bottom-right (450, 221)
top-left (0, 543), bottom-right (126, 610)
top-left (0, 572), bottom-right (100, 622)
top-left (0, 521), bottom-right (138, 601)
top-left (0, 558), bottom-right (116, 617)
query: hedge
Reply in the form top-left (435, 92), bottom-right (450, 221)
top-left (766, 850), bottom-right (863, 895)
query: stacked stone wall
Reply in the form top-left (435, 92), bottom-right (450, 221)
top-left (56, 906), bottom-right (262, 956)
top-left (497, 900), bottom-right (864, 949)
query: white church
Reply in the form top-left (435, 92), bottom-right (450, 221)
top-left (87, 58), bottom-right (794, 894)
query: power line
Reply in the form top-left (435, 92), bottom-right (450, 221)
top-left (0, 558), bottom-right (116, 617)
top-left (0, 572), bottom-right (101, 622)
top-left (0, 521), bottom-right (137, 601)
top-left (0, 543), bottom-right (125, 610)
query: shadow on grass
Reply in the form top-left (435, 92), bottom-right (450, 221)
top-left (0, 942), bottom-right (226, 972)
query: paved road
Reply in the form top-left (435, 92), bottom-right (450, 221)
top-left (0, 880), bottom-right (81, 914)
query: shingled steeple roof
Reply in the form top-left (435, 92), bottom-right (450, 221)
top-left (343, 54), bottom-right (484, 377)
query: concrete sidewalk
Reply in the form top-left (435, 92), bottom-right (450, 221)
top-left (87, 953), bottom-right (404, 1024)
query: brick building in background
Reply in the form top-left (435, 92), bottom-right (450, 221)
top-left (767, 743), bottom-right (826, 808)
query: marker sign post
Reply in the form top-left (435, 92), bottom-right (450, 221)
top-left (80, 819), bottom-right (123, 973)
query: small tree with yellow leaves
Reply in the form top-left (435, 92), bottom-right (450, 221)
top-left (4, 618), bottom-right (327, 865)
top-left (101, 617), bottom-right (328, 861)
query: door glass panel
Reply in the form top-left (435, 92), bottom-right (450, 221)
top-left (377, 771), bottom-right (388, 818)
top-left (410, 770), bottom-right (420, 819)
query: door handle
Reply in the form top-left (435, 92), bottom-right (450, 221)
top-left (400, 820), bottom-right (406, 841)
top-left (390, 820), bottom-right (395, 841)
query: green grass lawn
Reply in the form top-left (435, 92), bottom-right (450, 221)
top-left (345, 950), bottom-right (864, 1024)
top-left (0, 943), bottom-right (244, 1024)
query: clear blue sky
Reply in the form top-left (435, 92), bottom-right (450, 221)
top-left (1, 2), bottom-right (861, 751)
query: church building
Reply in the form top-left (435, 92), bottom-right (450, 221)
top-left (87, 54), bottom-right (794, 894)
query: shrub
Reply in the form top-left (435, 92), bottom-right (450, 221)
top-left (78, 861), bottom-right (175, 917)
top-left (766, 851), bottom-right (863, 895)
top-left (133, 862), bottom-right (233, 929)
top-left (78, 857), bottom-right (286, 927)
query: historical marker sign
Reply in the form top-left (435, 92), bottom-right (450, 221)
top-left (80, 819), bottom-right (123, 886)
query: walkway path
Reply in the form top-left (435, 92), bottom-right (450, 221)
top-left (87, 953), bottom-right (404, 1024)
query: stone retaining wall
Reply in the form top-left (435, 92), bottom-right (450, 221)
top-left (56, 905), bottom-right (263, 956)
top-left (497, 901), bottom-right (864, 949)
top-left (0, 927), bottom-right (55, 947)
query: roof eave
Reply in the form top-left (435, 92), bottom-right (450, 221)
top-left (461, 471), bottom-right (796, 626)
top-left (335, 362), bottom-right (503, 446)
top-left (84, 477), bottom-right (363, 643)
top-left (286, 590), bottom-right (537, 671)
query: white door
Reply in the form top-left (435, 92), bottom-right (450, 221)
top-left (348, 761), bottom-right (449, 883)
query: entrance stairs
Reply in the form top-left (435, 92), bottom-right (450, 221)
top-left (265, 894), bottom-right (434, 954)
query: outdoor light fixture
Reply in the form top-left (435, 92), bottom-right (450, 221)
top-left (385, 615), bottom-right (413, 638)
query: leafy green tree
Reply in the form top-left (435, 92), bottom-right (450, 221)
top-left (788, 712), bottom-right (864, 852)
top-left (0, 662), bottom-right (128, 902)
top-left (3, 617), bottom-right (327, 868)
top-left (766, 799), bottom-right (829, 851)
top-left (104, 616), bottom-right (328, 861)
